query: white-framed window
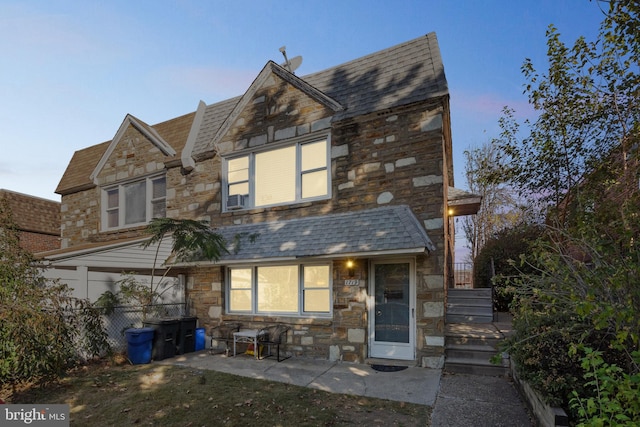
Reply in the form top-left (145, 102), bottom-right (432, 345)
top-left (223, 135), bottom-right (330, 211)
top-left (228, 263), bottom-right (332, 316)
top-left (102, 175), bottom-right (166, 230)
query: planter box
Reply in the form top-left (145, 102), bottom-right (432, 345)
top-left (511, 362), bottom-right (569, 426)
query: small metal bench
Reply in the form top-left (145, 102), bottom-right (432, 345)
top-left (257, 324), bottom-right (291, 362)
top-left (209, 322), bottom-right (241, 355)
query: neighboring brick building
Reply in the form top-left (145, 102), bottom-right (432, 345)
top-left (43, 33), bottom-right (479, 367)
top-left (0, 189), bottom-right (60, 253)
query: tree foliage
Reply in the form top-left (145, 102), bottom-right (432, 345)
top-left (474, 223), bottom-right (544, 310)
top-left (0, 198), bottom-right (109, 389)
top-left (462, 136), bottom-right (532, 261)
top-left (94, 217), bottom-right (228, 318)
top-left (487, 1), bottom-right (640, 422)
top-left (495, 1), bottom-right (639, 217)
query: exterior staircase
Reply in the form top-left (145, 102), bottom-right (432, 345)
top-left (446, 288), bottom-right (493, 323)
top-left (444, 288), bottom-right (512, 376)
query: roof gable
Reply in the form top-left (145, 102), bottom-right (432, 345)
top-left (89, 114), bottom-right (176, 184)
top-left (190, 33), bottom-right (448, 158)
top-left (56, 112), bottom-right (195, 195)
top-left (202, 61), bottom-right (342, 156)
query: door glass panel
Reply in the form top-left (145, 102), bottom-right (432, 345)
top-left (374, 263), bottom-right (410, 343)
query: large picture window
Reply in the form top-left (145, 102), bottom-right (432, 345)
top-left (228, 264), bottom-right (331, 316)
top-left (224, 136), bottom-right (330, 210)
top-left (102, 175), bottom-right (166, 230)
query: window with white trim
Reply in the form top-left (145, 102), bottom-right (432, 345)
top-left (228, 264), bottom-right (331, 316)
top-left (224, 136), bottom-right (330, 210)
top-left (102, 175), bottom-right (166, 230)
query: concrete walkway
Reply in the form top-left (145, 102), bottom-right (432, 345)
top-left (160, 350), bottom-right (534, 425)
top-left (431, 372), bottom-right (534, 426)
top-left (159, 351), bottom-right (441, 406)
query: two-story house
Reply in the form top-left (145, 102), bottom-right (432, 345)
top-left (41, 33), bottom-right (478, 368)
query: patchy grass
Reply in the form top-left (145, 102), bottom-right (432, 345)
top-left (4, 359), bottom-right (431, 426)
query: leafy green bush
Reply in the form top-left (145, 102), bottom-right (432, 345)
top-left (474, 223), bottom-right (543, 311)
top-left (570, 347), bottom-right (640, 426)
top-left (502, 230), bottom-right (640, 419)
top-left (0, 198), bottom-right (110, 389)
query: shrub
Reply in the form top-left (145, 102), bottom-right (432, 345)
top-left (474, 223), bottom-right (543, 311)
top-left (0, 198), bottom-right (110, 389)
top-left (570, 347), bottom-right (640, 426)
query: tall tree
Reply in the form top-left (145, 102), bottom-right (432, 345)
top-left (496, 0), bottom-right (639, 220)
top-left (493, 2), bottom-right (640, 420)
top-left (461, 132), bottom-right (529, 261)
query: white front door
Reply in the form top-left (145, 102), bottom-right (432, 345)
top-left (369, 259), bottom-right (415, 360)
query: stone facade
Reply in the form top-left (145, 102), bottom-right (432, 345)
top-left (57, 56), bottom-right (452, 367)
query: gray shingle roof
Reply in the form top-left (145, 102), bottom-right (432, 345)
top-left (212, 205), bottom-right (435, 263)
top-left (191, 32), bottom-right (447, 157)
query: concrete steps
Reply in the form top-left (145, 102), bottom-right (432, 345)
top-left (446, 288), bottom-right (493, 323)
top-left (444, 307), bottom-right (513, 376)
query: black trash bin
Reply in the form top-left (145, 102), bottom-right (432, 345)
top-left (143, 318), bottom-right (180, 360)
top-left (177, 316), bottom-right (197, 354)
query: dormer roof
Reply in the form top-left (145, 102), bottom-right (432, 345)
top-left (89, 114), bottom-right (176, 184)
top-left (56, 111), bottom-right (195, 195)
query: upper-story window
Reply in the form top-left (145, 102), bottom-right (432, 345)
top-left (102, 175), bottom-right (166, 230)
top-left (224, 136), bottom-right (330, 211)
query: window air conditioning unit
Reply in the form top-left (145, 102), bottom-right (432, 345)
top-left (227, 194), bottom-right (246, 210)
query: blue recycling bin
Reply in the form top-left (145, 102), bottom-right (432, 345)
top-left (125, 327), bottom-right (154, 364)
top-left (195, 327), bottom-right (206, 351)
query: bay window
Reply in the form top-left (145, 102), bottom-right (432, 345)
top-left (228, 264), bottom-right (331, 316)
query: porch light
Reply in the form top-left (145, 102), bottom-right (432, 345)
top-left (346, 259), bottom-right (355, 277)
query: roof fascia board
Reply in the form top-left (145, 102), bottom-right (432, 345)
top-left (42, 236), bottom-right (153, 261)
top-left (170, 248), bottom-right (428, 268)
top-left (129, 117), bottom-right (176, 157)
top-left (181, 100), bottom-right (207, 171)
top-left (90, 114), bottom-right (175, 184)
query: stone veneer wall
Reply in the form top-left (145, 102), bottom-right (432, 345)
top-left (60, 125), bottom-right (177, 247)
top-left (59, 74), bottom-right (449, 366)
top-left (187, 254), bottom-right (444, 366)
top-left (181, 76), bottom-right (449, 366)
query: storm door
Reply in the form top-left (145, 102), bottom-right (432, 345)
top-left (369, 259), bottom-right (415, 360)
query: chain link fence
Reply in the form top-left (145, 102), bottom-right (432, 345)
top-left (103, 303), bottom-right (186, 351)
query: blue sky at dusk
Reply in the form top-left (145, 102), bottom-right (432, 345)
top-left (0, 0), bottom-right (606, 203)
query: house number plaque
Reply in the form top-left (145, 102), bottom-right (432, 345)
top-left (345, 279), bottom-right (359, 286)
